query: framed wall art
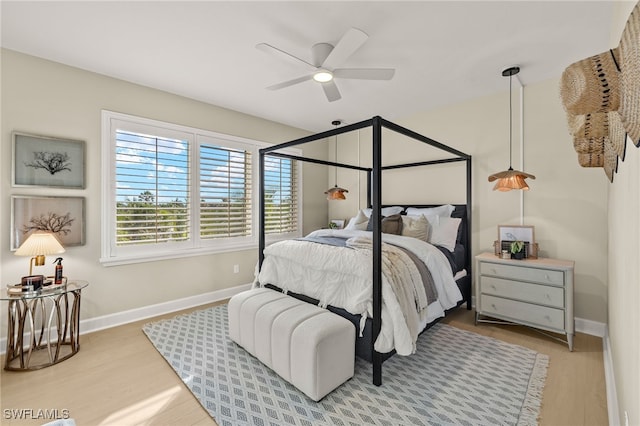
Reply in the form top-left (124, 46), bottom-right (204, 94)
top-left (12, 132), bottom-right (85, 188)
top-left (498, 225), bottom-right (535, 245)
top-left (11, 195), bottom-right (85, 250)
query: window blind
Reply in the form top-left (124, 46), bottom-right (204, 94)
top-left (115, 131), bottom-right (190, 246)
top-left (200, 144), bottom-right (252, 239)
top-left (264, 155), bottom-right (298, 234)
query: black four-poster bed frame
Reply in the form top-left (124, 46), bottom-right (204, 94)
top-left (258, 116), bottom-right (472, 386)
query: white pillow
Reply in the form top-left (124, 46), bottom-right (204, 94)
top-left (362, 206), bottom-right (404, 218)
top-left (401, 214), bottom-right (431, 242)
top-left (406, 204), bottom-right (455, 218)
top-left (345, 209), bottom-right (369, 231)
top-left (429, 217), bottom-right (462, 251)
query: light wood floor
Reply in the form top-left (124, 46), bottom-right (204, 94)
top-left (1, 303), bottom-right (608, 426)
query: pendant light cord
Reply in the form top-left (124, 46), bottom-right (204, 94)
top-left (509, 72), bottom-right (513, 170)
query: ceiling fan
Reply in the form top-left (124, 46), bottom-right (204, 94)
top-left (256, 27), bottom-right (395, 102)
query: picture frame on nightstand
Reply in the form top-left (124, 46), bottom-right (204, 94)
top-left (497, 225), bottom-right (537, 259)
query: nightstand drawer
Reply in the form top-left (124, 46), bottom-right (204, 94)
top-left (480, 276), bottom-right (564, 308)
top-left (480, 294), bottom-right (565, 331)
top-left (479, 262), bottom-right (564, 286)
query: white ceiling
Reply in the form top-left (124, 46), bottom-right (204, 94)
top-left (1, 1), bottom-right (616, 133)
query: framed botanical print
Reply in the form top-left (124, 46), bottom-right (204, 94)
top-left (12, 132), bottom-right (85, 189)
top-left (11, 195), bottom-right (85, 250)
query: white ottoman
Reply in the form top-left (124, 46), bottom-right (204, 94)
top-left (228, 288), bottom-right (355, 401)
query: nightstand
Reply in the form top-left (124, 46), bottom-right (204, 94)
top-left (475, 252), bottom-right (574, 351)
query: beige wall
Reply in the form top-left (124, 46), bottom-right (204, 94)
top-left (0, 49), bottom-right (327, 331)
top-left (331, 78), bottom-right (609, 323)
top-left (608, 2), bottom-right (639, 424)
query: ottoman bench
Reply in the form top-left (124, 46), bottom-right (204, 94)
top-left (228, 287), bottom-right (355, 401)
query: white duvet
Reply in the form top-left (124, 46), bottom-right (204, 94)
top-left (254, 229), bottom-right (462, 355)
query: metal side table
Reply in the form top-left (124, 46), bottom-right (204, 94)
top-left (2, 280), bottom-right (88, 371)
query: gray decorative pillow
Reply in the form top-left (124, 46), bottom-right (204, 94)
top-left (366, 214), bottom-right (403, 235)
top-left (401, 214), bottom-right (431, 242)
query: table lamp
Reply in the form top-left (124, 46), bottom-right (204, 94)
top-left (15, 231), bottom-right (65, 276)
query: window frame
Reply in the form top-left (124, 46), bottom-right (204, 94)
top-left (101, 110), bottom-right (302, 266)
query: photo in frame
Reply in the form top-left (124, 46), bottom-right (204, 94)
top-left (329, 219), bottom-right (345, 229)
top-left (498, 225), bottom-right (536, 258)
top-left (11, 196), bottom-right (85, 250)
top-left (12, 132), bottom-right (85, 188)
top-left (498, 225), bottom-right (535, 245)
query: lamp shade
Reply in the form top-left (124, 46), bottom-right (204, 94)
top-left (15, 232), bottom-right (65, 256)
top-left (325, 185), bottom-right (348, 200)
top-left (488, 168), bottom-right (536, 191)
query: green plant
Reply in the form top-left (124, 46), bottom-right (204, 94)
top-left (510, 240), bottom-right (524, 254)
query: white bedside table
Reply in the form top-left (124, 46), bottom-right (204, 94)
top-left (475, 252), bottom-right (575, 351)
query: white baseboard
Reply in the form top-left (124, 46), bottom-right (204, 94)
top-left (603, 326), bottom-right (620, 426)
top-left (575, 317), bottom-right (606, 337)
top-left (0, 283), bottom-right (252, 355)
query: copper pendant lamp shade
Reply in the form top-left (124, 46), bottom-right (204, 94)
top-left (325, 185), bottom-right (349, 200)
top-left (326, 120), bottom-right (348, 200)
top-left (488, 66), bottom-right (536, 191)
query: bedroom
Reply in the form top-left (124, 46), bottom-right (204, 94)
top-left (0, 1), bottom-right (637, 425)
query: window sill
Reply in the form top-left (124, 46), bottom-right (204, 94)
top-left (100, 242), bottom-right (257, 267)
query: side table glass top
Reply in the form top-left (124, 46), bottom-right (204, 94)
top-left (1, 280), bottom-right (88, 301)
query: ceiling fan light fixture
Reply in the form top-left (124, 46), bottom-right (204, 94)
top-left (313, 70), bottom-right (334, 83)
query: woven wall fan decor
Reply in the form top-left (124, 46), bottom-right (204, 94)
top-left (560, 44), bottom-right (627, 182)
top-left (619, 1), bottom-right (640, 146)
top-left (560, 48), bottom-right (621, 115)
top-left (569, 112), bottom-right (625, 182)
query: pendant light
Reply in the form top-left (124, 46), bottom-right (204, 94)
top-left (325, 120), bottom-right (348, 200)
top-left (488, 66), bottom-right (536, 191)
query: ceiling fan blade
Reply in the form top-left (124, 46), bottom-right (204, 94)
top-left (333, 68), bottom-right (395, 80)
top-left (321, 28), bottom-right (368, 69)
top-left (266, 75), bottom-right (313, 91)
top-left (321, 81), bottom-right (341, 102)
top-left (256, 43), bottom-right (316, 70)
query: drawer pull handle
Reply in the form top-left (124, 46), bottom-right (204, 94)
top-left (545, 294), bottom-right (551, 300)
top-left (545, 274), bottom-right (551, 281)
top-left (544, 315), bottom-right (551, 322)
top-left (491, 303), bottom-right (497, 310)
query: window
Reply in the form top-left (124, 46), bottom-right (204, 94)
top-left (101, 111), bottom-right (301, 265)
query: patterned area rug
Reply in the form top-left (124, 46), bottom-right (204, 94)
top-left (143, 305), bottom-right (548, 426)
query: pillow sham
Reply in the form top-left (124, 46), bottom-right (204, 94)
top-left (345, 209), bottom-right (369, 231)
top-left (362, 206), bottom-right (404, 218)
top-left (429, 217), bottom-right (462, 252)
top-left (406, 204), bottom-right (455, 218)
top-left (366, 213), bottom-right (403, 235)
top-left (401, 214), bottom-right (431, 242)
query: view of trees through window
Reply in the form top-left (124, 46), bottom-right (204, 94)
top-left (114, 130), bottom-right (296, 247)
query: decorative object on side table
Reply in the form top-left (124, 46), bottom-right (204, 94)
top-left (13, 231), bottom-right (65, 292)
top-left (494, 224), bottom-right (538, 259)
top-left (329, 219), bottom-right (345, 229)
top-left (510, 241), bottom-right (525, 259)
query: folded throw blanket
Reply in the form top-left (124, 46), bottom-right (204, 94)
top-left (345, 236), bottom-right (433, 352)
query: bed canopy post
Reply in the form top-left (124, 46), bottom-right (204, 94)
top-left (259, 150), bottom-right (266, 269)
top-left (371, 116), bottom-right (383, 386)
top-left (466, 156), bottom-right (472, 310)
